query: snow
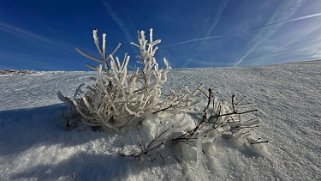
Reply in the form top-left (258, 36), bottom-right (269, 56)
top-left (0, 60), bottom-right (320, 180)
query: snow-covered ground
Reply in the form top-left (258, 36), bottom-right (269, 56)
top-left (0, 60), bottom-right (320, 180)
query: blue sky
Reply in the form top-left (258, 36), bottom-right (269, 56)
top-left (1, 0), bottom-right (321, 70)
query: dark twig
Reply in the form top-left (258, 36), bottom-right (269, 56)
top-left (250, 140), bottom-right (269, 145)
top-left (232, 94), bottom-right (236, 113)
top-left (219, 109), bottom-right (258, 117)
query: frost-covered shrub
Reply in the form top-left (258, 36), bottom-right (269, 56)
top-left (58, 28), bottom-right (268, 161)
top-left (58, 29), bottom-right (198, 131)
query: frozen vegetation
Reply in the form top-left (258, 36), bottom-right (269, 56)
top-left (0, 59), bottom-right (321, 180)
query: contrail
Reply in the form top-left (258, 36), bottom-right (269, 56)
top-left (0, 21), bottom-right (76, 53)
top-left (0, 21), bottom-right (53, 46)
top-left (167, 0), bottom-right (229, 49)
top-left (101, 0), bottom-right (133, 44)
top-left (164, 35), bottom-right (222, 47)
top-left (181, 0), bottom-right (230, 67)
top-left (251, 12), bottom-right (321, 31)
top-left (206, 0), bottom-right (230, 38)
top-left (234, 0), bottom-right (304, 66)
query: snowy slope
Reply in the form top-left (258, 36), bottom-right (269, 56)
top-left (0, 60), bottom-right (320, 180)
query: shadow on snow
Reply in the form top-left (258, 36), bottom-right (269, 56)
top-left (0, 104), bottom-right (178, 180)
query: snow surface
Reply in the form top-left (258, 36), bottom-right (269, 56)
top-left (0, 60), bottom-right (320, 180)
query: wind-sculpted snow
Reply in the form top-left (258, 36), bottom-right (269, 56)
top-left (0, 60), bottom-right (320, 180)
